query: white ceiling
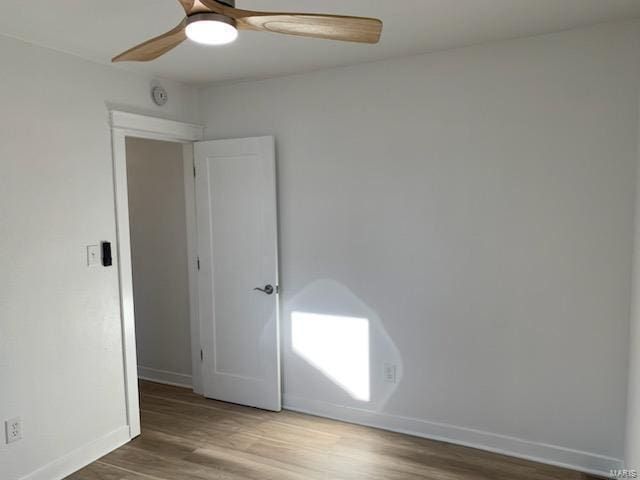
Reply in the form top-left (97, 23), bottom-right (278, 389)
top-left (2, 0), bottom-right (640, 85)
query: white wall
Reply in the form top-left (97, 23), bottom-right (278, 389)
top-left (126, 138), bottom-right (192, 386)
top-left (199, 21), bottom-right (640, 474)
top-left (0, 36), bottom-right (199, 480)
top-left (2, 17), bottom-right (640, 480)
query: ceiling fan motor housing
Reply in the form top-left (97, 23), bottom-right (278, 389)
top-left (186, 12), bottom-right (237, 28)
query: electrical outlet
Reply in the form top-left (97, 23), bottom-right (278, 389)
top-left (384, 363), bottom-right (397, 383)
top-left (5, 417), bottom-right (22, 444)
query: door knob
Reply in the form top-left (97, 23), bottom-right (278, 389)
top-left (254, 284), bottom-right (275, 295)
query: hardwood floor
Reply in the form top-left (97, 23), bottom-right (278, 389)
top-left (66, 381), bottom-right (603, 480)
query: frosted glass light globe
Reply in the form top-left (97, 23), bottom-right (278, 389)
top-left (186, 14), bottom-right (238, 45)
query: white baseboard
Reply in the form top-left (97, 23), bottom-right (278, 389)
top-left (283, 395), bottom-right (622, 478)
top-left (138, 366), bottom-right (192, 388)
top-left (20, 426), bottom-right (130, 480)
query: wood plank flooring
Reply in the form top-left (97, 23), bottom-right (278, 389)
top-left (66, 381), bottom-right (603, 480)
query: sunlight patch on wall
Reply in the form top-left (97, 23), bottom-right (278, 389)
top-left (291, 311), bottom-right (370, 402)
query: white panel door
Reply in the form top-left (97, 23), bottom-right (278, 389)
top-left (194, 136), bottom-right (280, 411)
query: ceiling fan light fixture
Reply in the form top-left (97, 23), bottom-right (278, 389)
top-left (186, 13), bottom-right (238, 45)
top-left (111, 0), bottom-right (383, 63)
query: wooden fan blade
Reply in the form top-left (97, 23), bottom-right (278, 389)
top-left (198, 0), bottom-right (232, 15)
top-left (238, 13), bottom-right (382, 44)
top-left (112, 19), bottom-right (187, 62)
top-left (179, 0), bottom-right (220, 15)
top-left (199, 0), bottom-right (382, 43)
top-left (177, 0), bottom-right (195, 14)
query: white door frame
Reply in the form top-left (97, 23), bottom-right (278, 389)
top-left (110, 111), bottom-right (204, 438)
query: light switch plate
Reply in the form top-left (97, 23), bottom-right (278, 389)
top-left (87, 245), bottom-right (100, 266)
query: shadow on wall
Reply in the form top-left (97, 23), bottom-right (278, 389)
top-left (284, 279), bottom-right (402, 410)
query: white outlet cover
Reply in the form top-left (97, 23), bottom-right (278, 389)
top-left (384, 363), bottom-right (397, 383)
top-left (5, 417), bottom-right (22, 444)
top-left (87, 245), bottom-right (100, 266)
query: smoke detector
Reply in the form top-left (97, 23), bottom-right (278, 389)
top-left (151, 85), bottom-right (168, 106)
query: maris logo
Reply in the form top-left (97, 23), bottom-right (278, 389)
top-left (610, 470), bottom-right (638, 479)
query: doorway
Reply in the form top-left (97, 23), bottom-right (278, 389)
top-left (125, 138), bottom-right (194, 389)
top-left (110, 111), bottom-right (281, 440)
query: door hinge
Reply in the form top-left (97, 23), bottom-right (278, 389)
top-left (193, 164), bottom-right (196, 178)
top-left (200, 349), bottom-right (203, 362)
top-left (197, 256), bottom-right (200, 270)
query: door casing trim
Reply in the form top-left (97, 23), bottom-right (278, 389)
top-left (110, 110), bottom-right (204, 438)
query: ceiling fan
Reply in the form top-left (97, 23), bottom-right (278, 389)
top-left (112, 0), bottom-right (383, 63)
